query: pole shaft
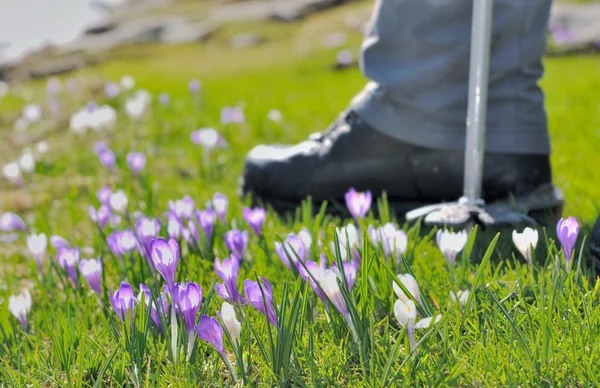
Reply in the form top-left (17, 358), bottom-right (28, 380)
top-left (463, 0), bottom-right (494, 204)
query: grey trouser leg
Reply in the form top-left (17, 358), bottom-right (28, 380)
top-left (352, 0), bottom-right (552, 155)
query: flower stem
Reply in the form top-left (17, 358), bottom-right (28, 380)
top-left (407, 325), bottom-right (417, 351)
top-left (222, 353), bottom-right (238, 382)
top-left (171, 305), bottom-right (179, 364)
top-left (186, 332), bottom-right (195, 361)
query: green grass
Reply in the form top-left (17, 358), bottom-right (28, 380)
top-left (1, 4), bottom-right (600, 386)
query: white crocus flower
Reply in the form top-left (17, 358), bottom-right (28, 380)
top-left (449, 289), bottom-right (470, 306)
top-left (9, 289), bottom-right (32, 330)
top-left (22, 104), bottom-right (42, 123)
top-left (392, 273), bottom-right (421, 305)
top-left (221, 302), bottom-right (241, 344)
top-left (120, 75), bottom-right (135, 90)
top-left (394, 298), bottom-right (417, 328)
top-left (414, 314), bottom-right (442, 329)
top-left (436, 229), bottom-right (468, 264)
top-left (18, 150), bottom-right (35, 174)
top-left (331, 224), bottom-right (360, 261)
top-left (109, 190), bottom-right (128, 214)
top-left (3, 162), bottom-right (22, 185)
top-left (27, 233), bottom-right (47, 270)
top-left (512, 227), bottom-right (539, 264)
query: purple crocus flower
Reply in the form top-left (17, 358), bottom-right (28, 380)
top-left (368, 223), bottom-right (408, 262)
top-left (126, 152), bottom-right (146, 175)
top-left (185, 220), bottom-right (200, 246)
top-left (79, 258), bottom-right (102, 295)
top-left (332, 259), bottom-right (358, 291)
top-left (298, 259), bottom-right (328, 307)
top-left (104, 82), bottom-right (121, 98)
top-left (275, 234), bottom-right (306, 271)
top-left (195, 209), bottom-right (216, 242)
top-left (98, 149), bottom-right (116, 171)
top-left (110, 281), bottom-right (135, 321)
top-left (0, 212), bottom-right (27, 231)
top-left (150, 238), bottom-right (180, 292)
top-left (212, 193), bottom-right (228, 223)
top-left (243, 207), bottom-right (266, 237)
top-left (225, 230), bottom-right (248, 259)
top-left (107, 230), bottom-right (137, 258)
top-left (96, 186), bottom-right (112, 204)
top-left (190, 128), bottom-right (227, 151)
top-left (215, 256), bottom-right (244, 304)
top-left (88, 204), bottom-right (111, 229)
top-left (319, 269), bottom-right (351, 324)
top-left (220, 106), bottom-right (245, 125)
top-left (557, 217), bottom-right (580, 264)
top-left (158, 92), bottom-right (170, 106)
top-left (138, 284), bottom-right (169, 333)
top-left (56, 247), bottom-right (80, 286)
top-left (50, 235), bottom-right (70, 250)
top-left (550, 24), bottom-right (574, 45)
top-left (136, 217), bottom-right (161, 258)
top-left (188, 79), bottom-right (201, 94)
top-left (167, 214), bottom-right (183, 240)
top-left (93, 141), bottom-right (108, 155)
top-left (195, 315), bottom-right (225, 358)
top-left (244, 278), bottom-right (277, 326)
top-left (175, 281), bottom-right (202, 334)
top-left (169, 195), bottom-right (195, 220)
top-left (345, 188), bottom-right (372, 220)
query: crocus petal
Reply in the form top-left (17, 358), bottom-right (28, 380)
top-left (195, 315), bottom-right (225, 356)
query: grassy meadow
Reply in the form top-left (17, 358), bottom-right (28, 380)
top-left (1, 2), bottom-right (600, 386)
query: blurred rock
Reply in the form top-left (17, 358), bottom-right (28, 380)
top-left (549, 3), bottom-right (600, 55)
top-left (211, 0), bottom-right (353, 23)
top-left (230, 33), bottom-right (265, 48)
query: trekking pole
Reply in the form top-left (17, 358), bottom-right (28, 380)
top-left (460, 0), bottom-right (494, 207)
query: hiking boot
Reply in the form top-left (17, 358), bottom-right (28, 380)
top-left (240, 110), bottom-right (564, 220)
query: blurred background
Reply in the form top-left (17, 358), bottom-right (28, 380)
top-left (0, 0), bottom-right (599, 225)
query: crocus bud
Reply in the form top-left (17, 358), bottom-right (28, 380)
top-left (126, 152), bottom-right (146, 175)
top-left (243, 207), bottom-right (266, 237)
top-left (392, 273), bottom-right (421, 305)
top-left (89, 205), bottom-right (111, 229)
top-left (275, 234), bottom-right (306, 271)
top-left (225, 230), bottom-right (248, 259)
top-left (98, 149), bottom-right (116, 171)
top-left (150, 238), bottom-right (180, 291)
top-left (56, 247), bottom-right (80, 287)
top-left (214, 256), bottom-right (243, 304)
top-left (79, 258), bottom-right (102, 295)
top-left (196, 209), bottom-right (216, 242)
top-left (212, 193), bottom-right (228, 223)
top-left (195, 315), bottom-right (225, 358)
top-left (244, 278), bottom-right (277, 327)
top-left (556, 217), bottom-right (579, 264)
top-left (188, 79), bottom-right (201, 94)
top-left (345, 188), bottom-right (372, 220)
top-left (176, 281), bottom-right (203, 335)
top-left (110, 282), bottom-right (135, 320)
top-left (220, 302), bottom-right (241, 344)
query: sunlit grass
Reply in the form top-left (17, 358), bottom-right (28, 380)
top-left (1, 5), bottom-right (600, 385)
